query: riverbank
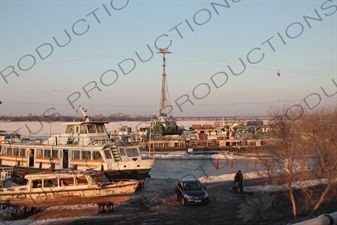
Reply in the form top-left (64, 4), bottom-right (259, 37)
top-left (1, 176), bottom-right (337, 225)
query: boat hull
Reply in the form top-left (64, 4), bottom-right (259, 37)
top-left (105, 168), bottom-right (152, 180)
top-left (0, 180), bottom-right (139, 208)
top-left (104, 159), bottom-right (155, 180)
top-left (1, 163), bottom-right (154, 181)
top-left (0, 193), bottom-right (134, 208)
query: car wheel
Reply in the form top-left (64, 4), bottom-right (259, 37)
top-left (181, 198), bottom-right (186, 205)
top-left (98, 205), bottom-right (104, 213)
top-left (103, 205), bottom-right (109, 212)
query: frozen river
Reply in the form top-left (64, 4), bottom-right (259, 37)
top-left (149, 158), bottom-right (265, 180)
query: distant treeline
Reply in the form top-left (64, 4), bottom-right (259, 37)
top-left (0, 115), bottom-right (150, 122)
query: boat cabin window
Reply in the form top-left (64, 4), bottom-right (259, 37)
top-left (32, 180), bottom-right (42, 188)
top-left (13, 148), bottom-right (19, 156)
top-left (126, 148), bottom-right (140, 157)
top-left (80, 125), bottom-right (87, 134)
top-left (36, 149), bottom-right (43, 158)
top-left (104, 149), bottom-right (112, 159)
top-left (87, 125), bottom-right (96, 133)
top-left (7, 147), bottom-right (13, 156)
top-left (91, 174), bottom-right (104, 185)
top-left (44, 149), bottom-right (51, 158)
top-left (97, 124), bottom-right (105, 133)
top-left (52, 150), bottom-right (58, 158)
top-left (73, 150), bottom-right (80, 160)
top-left (44, 179), bottom-right (56, 187)
top-left (65, 125), bottom-right (74, 134)
top-left (20, 148), bottom-right (26, 156)
top-left (81, 151), bottom-right (90, 160)
top-left (93, 151), bottom-right (102, 160)
top-left (60, 178), bottom-right (74, 186)
top-left (75, 176), bottom-right (88, 185)
top-left (119, 147), bottom-right (126, 156)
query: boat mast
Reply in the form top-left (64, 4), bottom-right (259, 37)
top-left (77, 105), bottom-right (90, 122)
top-left (157, 48), bottom-right (171, 116)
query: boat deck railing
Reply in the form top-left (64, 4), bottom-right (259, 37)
top-left (0, 167), bottom-right (13, 181)
top-left (0, 167), bottom-right (14, 188)
top-left (43, 135), bottom-right (111, 146)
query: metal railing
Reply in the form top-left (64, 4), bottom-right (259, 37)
top-left (291, 212), bottom-right (337, 225)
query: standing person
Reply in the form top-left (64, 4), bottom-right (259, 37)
top-left (234, 170), bottom-right (244, 193)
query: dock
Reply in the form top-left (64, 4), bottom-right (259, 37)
top-left (138, 137), bottom-right (269, 153)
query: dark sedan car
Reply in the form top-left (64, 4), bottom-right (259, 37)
top-left (175, 178), bottom-right (209, 205)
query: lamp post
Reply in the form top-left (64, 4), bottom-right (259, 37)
top-left (145, 114), bottom-right (154, 158)
top-left (149, 127), bottom-right (152, 158)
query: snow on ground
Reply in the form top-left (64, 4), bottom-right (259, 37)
top-left (0, 170), bottom-right (328, 225)
top-left (199, 172), bottom-right (328, 192)
top-left (0, 151), bottom-right (329, 225)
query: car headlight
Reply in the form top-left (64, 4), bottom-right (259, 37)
top-left (204, 193), bottom-right (208, 198)
top-left (183, 194), bottom-right (190, 198)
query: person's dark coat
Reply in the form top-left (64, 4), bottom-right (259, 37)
top-left (234, 170), bottom-right (244, 192)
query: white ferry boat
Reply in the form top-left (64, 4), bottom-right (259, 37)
top-left (0, 107), bottom-right (155, 182)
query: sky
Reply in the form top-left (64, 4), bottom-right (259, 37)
top-left (0, 0), bottom-right (336, 117)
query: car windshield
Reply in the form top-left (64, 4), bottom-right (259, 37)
top-left (184, 182), bottom-right (202, 190)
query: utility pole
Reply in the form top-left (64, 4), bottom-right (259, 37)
top-left (157, 48), bottom-right (171, 115)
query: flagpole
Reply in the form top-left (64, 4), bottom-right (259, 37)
top-left (0, 101), bottom-right (2, 131)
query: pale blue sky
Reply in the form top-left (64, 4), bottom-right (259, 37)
top-left (0, 0), bottom-right (336, 117)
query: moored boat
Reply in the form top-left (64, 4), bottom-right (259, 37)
top-left (0, 130), bottom-right (21, 144)
top-left (0, 106), bottom-right (155, 183)
top-left (0, 169), bottom-right (139, 217)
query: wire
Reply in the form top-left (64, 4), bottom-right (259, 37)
top-left (174, 50), bottom-right (336, 79)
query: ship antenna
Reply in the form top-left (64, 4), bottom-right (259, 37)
top-left (77, 105), bottom-right (90, 122)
